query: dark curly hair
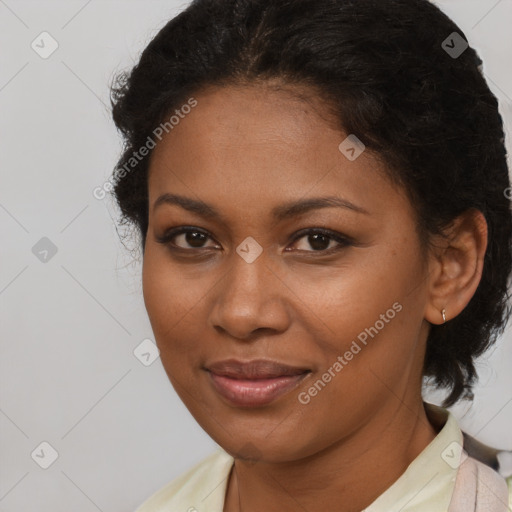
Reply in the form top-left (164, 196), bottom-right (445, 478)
top-left (109, 0), bottom-right (512, 407)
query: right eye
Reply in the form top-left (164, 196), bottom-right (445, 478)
top-left (155, 226), bottom-right (221, 251)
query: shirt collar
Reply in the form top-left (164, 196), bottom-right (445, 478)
top-left (363, 401), bottom-right (462, 511)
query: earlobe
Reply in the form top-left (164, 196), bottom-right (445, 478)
top-left (425, 304), bottom-right (448, 326)
top-left (424, 209), bottom-right (488, 325)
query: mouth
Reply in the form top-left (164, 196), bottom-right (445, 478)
top-left (204, 359), bottom-right (311, 407)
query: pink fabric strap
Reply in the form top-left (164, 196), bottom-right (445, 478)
top-left (448, 455), bottom-right (509, 512)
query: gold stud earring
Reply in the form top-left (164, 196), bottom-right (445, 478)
top-left (441, 308), bottom-right (446, 324)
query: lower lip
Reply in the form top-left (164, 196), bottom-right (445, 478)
top-left (208, 372), bottom-right (309, 407)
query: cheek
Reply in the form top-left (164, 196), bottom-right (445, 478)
top-left (296, 241), bottom-right (424, 384)
top-left (141, 249), bottom-right (198, 350)
top-left (291, 249), bottom-right (410, 342)
top-left (142, 252), bottom-right (173, 330)
top-left (141, 252), bottom-right (204, 399)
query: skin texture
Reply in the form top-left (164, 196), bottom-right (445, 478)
top-left (142, 81), bottom-right (488, 512)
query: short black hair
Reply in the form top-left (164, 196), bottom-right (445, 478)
top-left (109, 0), bottom-right (512, 407)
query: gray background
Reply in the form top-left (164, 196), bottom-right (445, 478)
top-left (1, 1), bottom-right (511, 511)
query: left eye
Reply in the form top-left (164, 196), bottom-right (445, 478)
top-left (288, 229), bottom-right (351, 253)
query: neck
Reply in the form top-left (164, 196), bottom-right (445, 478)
top-left (224, 399), bottom-right (439, 512)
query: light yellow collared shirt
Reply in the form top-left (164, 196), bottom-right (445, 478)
top-left (135, 403), bottom-right (512, 511)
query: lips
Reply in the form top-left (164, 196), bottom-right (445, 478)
top-left (205, 359), bottom-right (311, 407)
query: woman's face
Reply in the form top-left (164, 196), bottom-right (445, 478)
top-left (143, 82), bottom-right (433, 463)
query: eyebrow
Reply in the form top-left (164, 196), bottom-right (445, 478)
top-left (152, 193), bottom-right (370, 221)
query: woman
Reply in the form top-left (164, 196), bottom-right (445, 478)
top-left (109, 0), bottom-right (512, 510)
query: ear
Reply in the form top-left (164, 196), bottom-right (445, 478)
top-left (424, 208), bottom-right (488, 325)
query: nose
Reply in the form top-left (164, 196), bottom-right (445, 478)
top-left (207, 248), bottom-right (291, 340)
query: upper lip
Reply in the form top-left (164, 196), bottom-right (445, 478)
top-left (205, 359), bottom-right (310, 379)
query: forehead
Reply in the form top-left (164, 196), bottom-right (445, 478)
top-left (149, 81), bottom-right (341, 169)
top-left (146, 83), bottom-right (408, 224)
top-left (152, 84), bottom-right (358, 171)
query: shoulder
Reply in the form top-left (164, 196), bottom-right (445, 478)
top-left (135, 448), bottom-right (234, 512)
top-left (450, 455), bottom-right (510, 511)
top-left (462, 432), bottom-right (512, 509)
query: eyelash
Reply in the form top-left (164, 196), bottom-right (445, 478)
top-left (155, 226), bottom-right (352, 255)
